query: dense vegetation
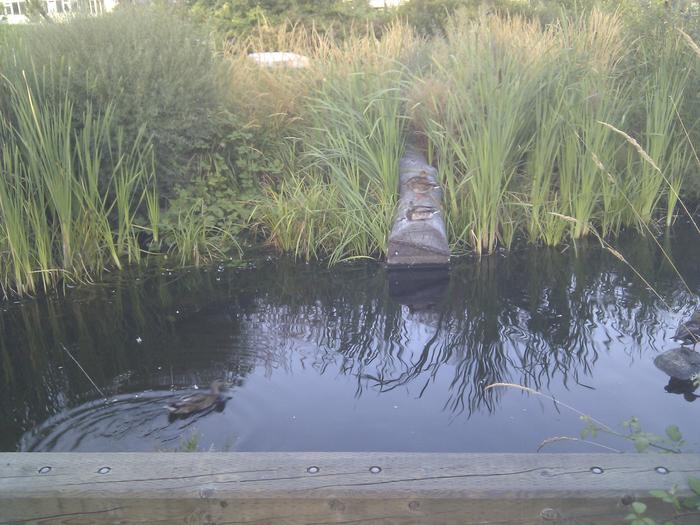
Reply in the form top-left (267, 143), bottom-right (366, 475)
top-left (1, 1), bottom-right (700, 296)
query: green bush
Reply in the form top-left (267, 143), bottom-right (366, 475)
top-left (2, 7), bottom-right (227, 193)
top-left (188, 0), bottom-right (391, 40)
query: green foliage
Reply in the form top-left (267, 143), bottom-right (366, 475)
top-left (622, 417), bottom-right (685, 453)
top-left (627, 477), bottom-right (700, 525)
top-left (397, 0), bottom-right (559, 36)
top-left (0, 7), bottom-right (260, 293)
top-left (420, 12), bottom-right (551, 254)
top-left (188, 0), bottom-right (390, 40)
top-left (0, 72), bottom-right (157, 296)
top-left (4, 2), bottom-right (700, 285)
top-left (251, 25), bottom-right (415, 263)
top-left (23, 0), bottom-right (51, 21)
top-left (159, 125), bottom-right (280, 264)
top-left (177, 430), bottom-right (200, 452)
top-left (624, 501), bottom-right (656, 525)
top-left (241, 4), bottom-right (700, 261)
top-left (578, 415), bottom-right (686, 454)
top-left (3, 6), bottom-right (228, 192)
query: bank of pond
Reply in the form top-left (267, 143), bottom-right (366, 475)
top-left (2, 5), bottom-right (700, 295)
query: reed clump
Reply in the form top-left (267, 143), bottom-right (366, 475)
top-left (0, 7), bottom-right (246, 296)
top-left (249, 23), bottom-right (422, 263)
top-left (0, 72), bottom-right (157, 296)
top-left (410, 8), bottom-right (694, 253)
top-left (251, 6), bottom-right (699, 260)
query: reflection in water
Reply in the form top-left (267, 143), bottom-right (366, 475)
top-left (665, 377), bottom-right (699, 402)
top-left (1, 224), bottom-right (700, 452)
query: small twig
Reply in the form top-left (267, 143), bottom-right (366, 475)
top-left (537, 436), bottom-right (623, 453)
top-left (61, 344), bottom-right (107, 401)
top-left (486, 382), bottom-right (615, 433)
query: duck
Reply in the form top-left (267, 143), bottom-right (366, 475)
top-left (405, 205), bottom-right (439, 221)
top-left (166, 380), bottom-right (228, 416)
top-left (672, 309), bottom-right (700, 349)
top-left (405, 176), bottom-right (440, 194)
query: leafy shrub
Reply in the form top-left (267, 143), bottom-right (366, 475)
top-left (160, 124), bottom-right (282, 263)
top-left (3, 7), bottom-right (227, 193)
top-left (188, 0), bottom-right (391, 41)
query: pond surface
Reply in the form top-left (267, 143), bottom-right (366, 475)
top-left (2, 226), bottom-right (700, 453)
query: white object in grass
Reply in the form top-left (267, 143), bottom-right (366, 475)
top-left (248, 52), bottom-right (310, 69)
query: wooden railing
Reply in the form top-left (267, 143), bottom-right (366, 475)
top-left (2, 452), bottom-right (699, 524)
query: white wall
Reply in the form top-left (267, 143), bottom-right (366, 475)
top-left (1, 0), bottom-right (118, 24)
top-left (369, 0), bottom-right (405, 7)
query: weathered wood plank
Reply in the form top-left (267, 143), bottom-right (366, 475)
top-left (1, 453), bottom-right (699, 524)
top-left (387, 150), bottom-right (450, 267)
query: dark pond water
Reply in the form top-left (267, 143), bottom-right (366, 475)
top-left (2, 226), bottom-right (700, 453)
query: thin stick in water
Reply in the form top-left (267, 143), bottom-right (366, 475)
top-left (61, 344), bottom-right (107, 401)
top-left (537, 436), bottom-right (623, 453)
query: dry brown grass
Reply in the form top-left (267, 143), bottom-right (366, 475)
top-left (223, 22), bottom-right (423, 133)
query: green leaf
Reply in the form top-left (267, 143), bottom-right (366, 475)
top-left (650, 490), bottom-right (675, 504)
top-left (625, 416), bottom-right (641, 432)
top-left (631, 502), bottom-right (647, 514)
top-left (665, 425), bottom-right (682, 442)
top-left (688, 478), bottom-right (700, 496)
top-left (680, 495), bottom-right (700, 509)
top-left (634, 438), bottom-right (650, 453)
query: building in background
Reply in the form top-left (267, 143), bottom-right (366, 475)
top-left (2, 0), bottom-right (406, 25)
top-left (1, 0), bottom-right (118, 24)
top-left (369, 0), bottom-right (404, 6)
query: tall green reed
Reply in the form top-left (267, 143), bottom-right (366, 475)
top-left (421, 14), bottom-right (550, 254)
top-left (0, 70), bottom-right (158, 296)
top-left (252, 24), bottom-right (416, 263)
top-left (629, 40), bottom-right (690, 229)
top-left (524, 86), bottom-right (568, 246)
top-left (410, 8), bottom-right (695, 251)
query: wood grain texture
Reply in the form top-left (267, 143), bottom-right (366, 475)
top-left (1, 452), bottom-right (699, 524)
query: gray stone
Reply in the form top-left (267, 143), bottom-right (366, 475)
top-left (654, 347), bottom-right (700, 380)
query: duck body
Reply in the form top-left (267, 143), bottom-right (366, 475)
top-left (166, 380), bottom-right (227, 416)
top-left (672, 310), bottom-right (700, 348)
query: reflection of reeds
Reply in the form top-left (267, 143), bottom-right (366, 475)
top-left (239, 247), bottom-right (683, 417)
top-left (3, 231), bottom-right (699, 449)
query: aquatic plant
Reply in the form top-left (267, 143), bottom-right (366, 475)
top-left (0, 72), bottom-right (157, 296)
top-left (1, 6), bottom-right (228, 190)
top-left (251, 23), bottom-right (416, 262)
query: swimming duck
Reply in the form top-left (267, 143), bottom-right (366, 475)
top-left (672, 309), bottom-right (700, 349)
top-left (166, 380), bottom-right (227, 416)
